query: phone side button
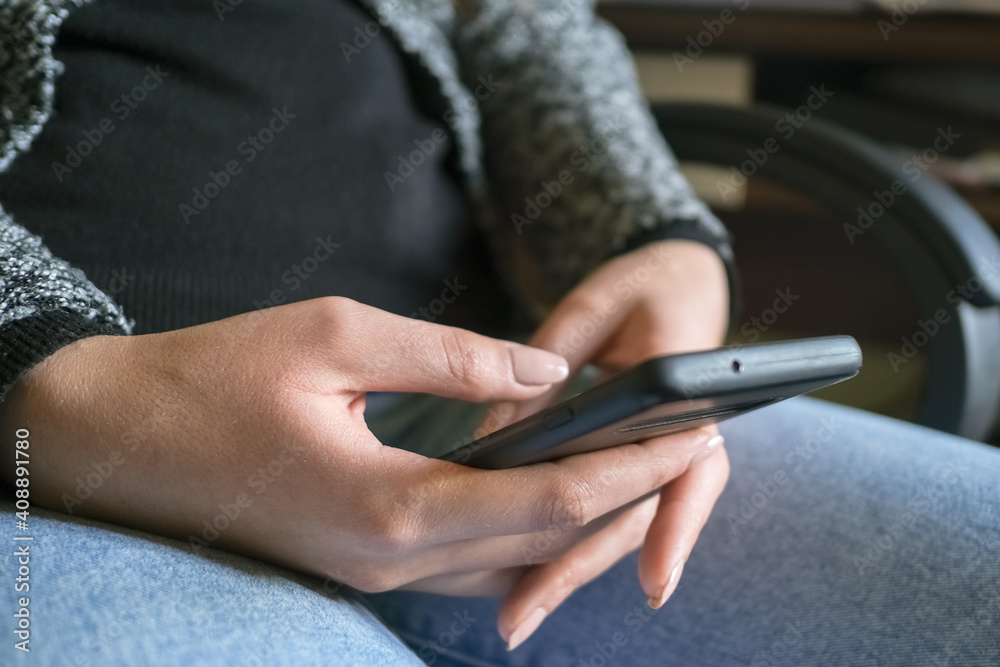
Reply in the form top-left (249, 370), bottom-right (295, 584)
top-left (542, 407), bottom-right (575, 429)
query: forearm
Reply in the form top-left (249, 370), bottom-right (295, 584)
top-left (454, 0), bottom-right (735, 305)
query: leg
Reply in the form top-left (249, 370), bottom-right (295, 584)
top-left (367, 398), bottom-right (1000, 666)
top-left (0, 500), bottom-right (423, 665)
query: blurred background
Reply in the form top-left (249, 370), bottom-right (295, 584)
top-left (599, 0), bottom-right (1000, 443)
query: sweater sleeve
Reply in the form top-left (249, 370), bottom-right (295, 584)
top-left (0, 0), bottom-right (131, 402)
top-left (0, 207), bottom-right (132, 400)
top-left (453, 0), bottom-right (737, 307)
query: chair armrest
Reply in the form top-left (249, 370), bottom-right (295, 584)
top-left (652, 102), bottom-right (1000, 440)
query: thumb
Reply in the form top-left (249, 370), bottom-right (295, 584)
top-left (329, 300), bottom-right (568, 402)
top-left (477, 292), bottom-right (628, 435)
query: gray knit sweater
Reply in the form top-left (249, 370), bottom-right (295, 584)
top-left (0, 0), bottom-right (733, 398)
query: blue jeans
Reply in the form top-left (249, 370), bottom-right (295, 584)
top-left (3, 398), bottom-right (1000, 665)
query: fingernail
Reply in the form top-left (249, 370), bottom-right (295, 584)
top-left (691, 434), bottom-right (724, 465)
top-left (648, 561), bottom-right (683, 610)
top-left (509, 346), bottom-right (569, 386)
top-left (507, 607), bottom-right (547, 651)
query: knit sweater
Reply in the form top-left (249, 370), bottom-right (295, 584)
top-left (0, 0), bottom-right (734, 399)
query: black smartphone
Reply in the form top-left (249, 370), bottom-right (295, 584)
top-left (441, 335), bottom-right (862, 469)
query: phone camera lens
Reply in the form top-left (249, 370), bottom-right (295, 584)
top-left (731, 360), bottom-right (744, 373)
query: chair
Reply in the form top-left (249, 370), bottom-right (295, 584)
top-left (653, 103), bottom-right (1000, 441)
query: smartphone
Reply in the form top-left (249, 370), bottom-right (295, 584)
top-left (441, 335), bottom-right (862, 469)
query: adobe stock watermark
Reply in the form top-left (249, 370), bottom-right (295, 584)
top-left (339, 0), bottom-right (403, 62)
top-left (877, 0), bottom-right (929, 41)
top-left (61, 394), bottom-right (175, 514)
top-left (384, 75), bottom-right (500, 192)
top-left (384, 127), bottom-right (448, 192)
top-left (852, 458), bottom-right (969, 576)
top-left (727, 417), bottom-right (840, 536)
top-left (179, 106), bottom-right (296, 224)
top-left (927, 594), bottom-right (1000, 667)
top-left (886, 253), bottom-right (1000, 373)
top-left (520, 523), bottom-right (572, 567)
top-left (59, 451), bottom-right (125, 515)
top-left (405, 402), bottom-right (518, 512)
top-left (716, 85), bottom-right (835, 202)
top-left (750, 620), bottom-right (806, 667)
top-left (104, 267), bottom-right (135, 297)
top-left (318, 566), bottom-right (350, 601)
top-left (511, 171), bottom-right (575, 235)
top-left (415, 609), bottom-right (478, 665)
top-left (410, 277), bottom-right (467, 322)
top-left (11, 429), bottom-right (32, 653)
top-left (512, 114), bottom-right (627, 234)
top-left (739, 288), bottom-right (799, 344)
top-left (887, 309), bottom-right (949, 374)
top-left (251, 235), bottom-right (341, 310)
top-left (574, 594), bottom-right (665, 667)
top-left (548, 243), bottom-right (675, 359)
top-left (543, 0), bottom-right (607, 34)
top-left (682, 287), bottom-right (800, 400)
top-left (672, 0), bottom-right (751, 72)
top-left (844, 126), bottom-right (960, 244)
top-left (51, 65), bottom-right (169, 182)
top-left (213, 0), bottom-right (244, 21)
top-left (443, 74), bottom-right (502, 131)
top-left (187, 439), bottom-right (308, 553)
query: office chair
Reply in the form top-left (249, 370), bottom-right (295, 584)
top-left (653, 103), bottom-right (1000, 441)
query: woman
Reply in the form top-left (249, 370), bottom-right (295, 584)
top-left (1, 0), bottom-right (997, 664)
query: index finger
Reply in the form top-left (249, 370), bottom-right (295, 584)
top-left (380, 426), bottom-right (722, 547)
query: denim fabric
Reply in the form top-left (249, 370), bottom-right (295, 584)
top-left (2, 398), bottom-right (999, 666)
top-left (0, 504), bottom-right (423, 665)
top-left (367, 398), bottom-right (1000, 667)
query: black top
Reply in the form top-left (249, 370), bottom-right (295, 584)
top-left (0, 0), bottom-right (514, 336)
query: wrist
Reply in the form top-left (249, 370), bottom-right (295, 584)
top-left (621, 227), bottom-right (740, 326)
top-left (0, 335), bottom-right (131, 506)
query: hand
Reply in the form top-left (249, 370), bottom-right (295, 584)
top-left (0, 296), bottom-right (723, 597)
top-left (484, 240), bottom-right (732, 649)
